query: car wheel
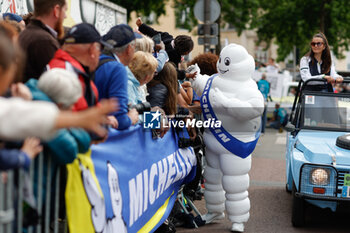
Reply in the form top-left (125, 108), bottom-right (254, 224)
top-left (291, 182), bottom-right (305, 227)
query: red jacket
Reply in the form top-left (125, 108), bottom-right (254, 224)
top-left (47, 49), bottom-right (99, 111)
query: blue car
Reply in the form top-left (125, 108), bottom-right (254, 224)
top-left (285, 78), bottom-right (350, 227)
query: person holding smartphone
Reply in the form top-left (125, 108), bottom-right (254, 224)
top-left (136, 17), bottom-right (195, 80)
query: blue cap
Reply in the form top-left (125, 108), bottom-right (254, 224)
top-left (3, 13), bottom-right (23, 22)
top-left (103, 24), bottom-right (136, 48)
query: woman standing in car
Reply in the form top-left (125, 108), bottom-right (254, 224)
top-left (300, 32), bottom-right (343, 92)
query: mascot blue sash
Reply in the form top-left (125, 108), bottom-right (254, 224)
top-left (200, 74), bottom-right (260, 158)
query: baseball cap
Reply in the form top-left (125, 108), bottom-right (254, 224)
top-left (102, 24), bottom-right (137, 48)
top-left (64, 23), bottom-right (112, 49)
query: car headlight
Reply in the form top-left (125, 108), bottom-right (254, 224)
top-left (310, 168), bottom-right (329, 185)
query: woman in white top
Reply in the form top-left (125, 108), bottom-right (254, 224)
top-left (299, 32), bottom-right (343, 92)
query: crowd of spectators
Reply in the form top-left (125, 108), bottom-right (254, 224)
top-left (0, 0), bottom-right (214, 231)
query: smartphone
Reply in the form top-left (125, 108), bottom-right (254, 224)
top-left (152, 33), bottom-right (161, 44)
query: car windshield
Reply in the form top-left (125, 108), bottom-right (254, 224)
top-left (301, 93), bottom-right (350, 132)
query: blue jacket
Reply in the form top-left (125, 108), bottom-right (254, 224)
top-left (94, 54), bottom-right (131, 130)
top-left (26, 79), bottom-right (91, 164)
top-left (156, 50), bottom-right (169, 73)
top-left (127, 68), bottom-right (142, 106)
top-left (0, 149), bottom-right (30, 170)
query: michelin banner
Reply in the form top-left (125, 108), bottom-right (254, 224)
top-left (65, 125), bottom-right (196, 233)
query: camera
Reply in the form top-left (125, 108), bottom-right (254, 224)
top-left (130, 102), bottom-right (151, 114)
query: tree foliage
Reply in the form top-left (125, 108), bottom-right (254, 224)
top-left (173, 0), bottom-right (197, 30)
top-left (109, 0), bottom-right (168, 21)
top-left (256, 0), bottom-right (350, 61)
top-left (172, 0), bottom-right (350, 61)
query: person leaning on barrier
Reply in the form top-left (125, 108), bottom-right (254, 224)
top-left (0, 32), bottom-right (118, 141)
top-left (300, 32), bottom-right (343, 92)
top-left (94, 24), bottom-right (139, 130)
top-left (47, 23), bottom-right (118, 133)
top-left (134, 32), bottom-right (169, 74)
top-left (134, 32), bottom-right (169, 105)
top-left (128, 51), bottom-right (158, 105)
top-left (135, 33), bottom-right (154, 53)
top-left (26, 68), bottom-right (91, 164)
top-left (25, 69), bottom-right (93, 221)
top-left (136, 17), bottom-right (195, 81)
top-left (147, 62), bottom-right (178, 116)
top-left (19, 0), bottom-right (68, 81)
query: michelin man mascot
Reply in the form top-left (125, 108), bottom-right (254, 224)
top-left (188, 44), bottom-right (264, 232)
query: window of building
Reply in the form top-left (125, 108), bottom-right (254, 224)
top-left (255, 46), bottom-right (268, 64)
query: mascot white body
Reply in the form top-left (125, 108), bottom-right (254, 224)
top-left (188, 44), bottom-right (264, 232)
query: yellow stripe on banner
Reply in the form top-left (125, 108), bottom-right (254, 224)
top-left (138, 191), bottom-right (175, 233)
top-left (65, 150), bottom-right (104, 233)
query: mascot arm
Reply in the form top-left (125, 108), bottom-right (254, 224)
top-left (211, 88), bottom-right (264, 121)
top-left (191, 74), bottom-right (210, 97)
top-left (186, 64), bottom-right (209, 96)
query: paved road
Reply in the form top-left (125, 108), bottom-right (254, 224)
top-left (177, 128), bottom-right (349, 233)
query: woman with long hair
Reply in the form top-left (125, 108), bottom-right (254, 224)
top-left (300, 32), bottom-right (343, 92)
top-left (147, 62), bottom-right (178, 116)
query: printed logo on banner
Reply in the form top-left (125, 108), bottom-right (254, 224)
top-left (143, 111), bottom-right (161, 129)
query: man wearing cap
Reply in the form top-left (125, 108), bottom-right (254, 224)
top-left (47, 23), bottom-right (109, 112)
top-left (94, 24), bottom-right (139, 130)
top-left (19, 0), bottom-right (67, 82)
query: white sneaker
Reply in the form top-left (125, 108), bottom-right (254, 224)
top-left (231, 222), bottom-right (244, 232)
top-left (201, 212), bottom-right (225, 224)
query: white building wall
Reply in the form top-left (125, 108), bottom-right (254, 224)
top-left (0, 0), bottom-right (127, 34)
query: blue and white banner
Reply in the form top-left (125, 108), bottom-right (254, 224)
top-left (66, 125), bottom-right (196, 233)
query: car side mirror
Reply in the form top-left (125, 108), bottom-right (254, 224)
top-left (285, 122), bottom-right (295, 132)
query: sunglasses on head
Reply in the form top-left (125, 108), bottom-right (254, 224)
top-left (311, 42), bottom-right (324, 47)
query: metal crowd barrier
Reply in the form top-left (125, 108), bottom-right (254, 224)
top-left (0, 153), bottom-right (67, 233)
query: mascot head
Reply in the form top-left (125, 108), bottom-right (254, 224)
top-left (217, 43), bottom-right (255, 81)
